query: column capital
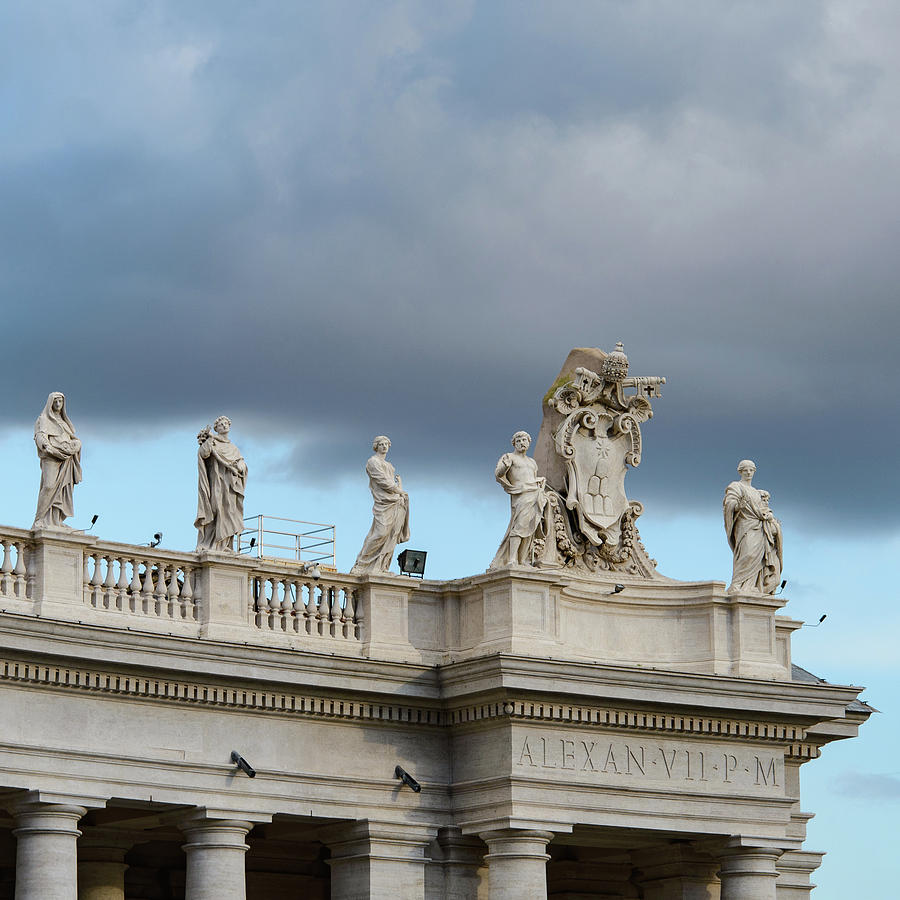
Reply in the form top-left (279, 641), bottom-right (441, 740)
top-left (435, 825), bottom-right (485, 864)
top-left (179, 817), bottom-right (255, 852)
top-left (479, 828), bottom-right (553, 861)
top-left (321, 819), bottom-right (438, 862)
top-left (715, 845), bottom-right (784, 868)
top-left (10, 797), bottom-right (90, 840)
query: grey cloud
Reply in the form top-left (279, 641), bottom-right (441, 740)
top-left (1, 1), bottom-right (899, 529)
top-left (833, 773), bottom-right (900, 800)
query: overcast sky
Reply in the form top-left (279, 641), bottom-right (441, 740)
top-left (2, 0), bottom-right (899, 527)
top-left (1, 4), bottom-right (898, 896)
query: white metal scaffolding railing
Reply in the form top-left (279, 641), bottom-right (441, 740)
top-left (238, 515), bottom-right (335, 567)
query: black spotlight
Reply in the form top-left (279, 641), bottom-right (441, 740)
top-left (231, 751), bottom-right (256, 778)
top-left (397, 549), bottom-right (427, 578)
top-left (395, 765), bottom-right (421, 792)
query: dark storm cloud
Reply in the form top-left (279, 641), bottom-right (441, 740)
top-left (1, 1), bottom-right (899, 527)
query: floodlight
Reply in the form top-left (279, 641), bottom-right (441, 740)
top-left (231, 751), bottom-right (256, 778)
top-left (398, 549), bottom-right (427, 578)
top-left (395, 765), bottom-right (421, 793)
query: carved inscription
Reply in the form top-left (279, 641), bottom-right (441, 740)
top-left (515, 731), bottom-right (783, 795)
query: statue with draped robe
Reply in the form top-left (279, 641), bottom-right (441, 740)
top-left (195, 415), bottom-right (247, 552)
top-left (489, 431), bottom-right (549, 568)
top-left (351, 436), bottom-right (410, 574)
top-left (723, 459), bottom-right (783, 594)
top-left (32, 392), bottom-right (82, 530)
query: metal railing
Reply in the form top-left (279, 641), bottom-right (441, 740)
top-left (238, 515), bottom-right (335, 567)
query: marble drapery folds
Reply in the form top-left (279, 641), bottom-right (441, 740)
top-left (351, 437), bottom-right (409, 575)
top-left (723, 461), bottom-right (783, 594)
top-left (32, 392), bottom-right (82, 530)
top-left (194, 417), bottom-right (247, 552)
top-left (490, 432), bottom-right (549, 569)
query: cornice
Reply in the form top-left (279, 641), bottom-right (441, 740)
top-left (438, 654), bottom-right (865, 723)
top-left (0, 654), bottom-right (823, 757)
top-left (0, 612), bottom-right (440, 699)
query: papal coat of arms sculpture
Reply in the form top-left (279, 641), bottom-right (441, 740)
top-left (492, 342), bottom-right (666, 578)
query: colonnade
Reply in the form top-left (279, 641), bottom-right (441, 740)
top-left (5, 796), bottom-right (789, 900)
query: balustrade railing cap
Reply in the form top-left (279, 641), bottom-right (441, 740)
top-left (30, 527), bottom-right (98, 546)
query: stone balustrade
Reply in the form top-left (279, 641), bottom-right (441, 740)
top-left (83, 549), bottom-right (199, 622)
top-left (0, 536), bottom-right (28, 602)
top-left (0, 524), bottom-right (799, 678)
top-left (250, 569), bottom-right (359, 640)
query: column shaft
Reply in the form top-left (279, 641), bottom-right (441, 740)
top-left (182, 819), bottom-right (252, 900)
top-left (480, 830), bottom-right (553, 900)
top-left (77, 861), bottom-right (127, 900)
top-left (13, 803), bottom-right (86, 900)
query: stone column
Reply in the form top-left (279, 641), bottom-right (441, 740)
top-left (12, 800), bottom-right (87, 900)
top-left (427, 826), bottom-right (485, 900)
top-left (77, 829), bottom-right (134, 900)
top-left (633, 844), bottom-right (720, 900)
top-left (717, 848), bottom-right (782, 900)
top-left (479, 829), bottom-right (553, 900)
top-left (322, 820), bottom-right (437, 900)
top-left (180, 817), bottom-right (253, 900)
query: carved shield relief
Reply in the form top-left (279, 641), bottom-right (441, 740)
top-left (555, 408), bottom-right (630, 545)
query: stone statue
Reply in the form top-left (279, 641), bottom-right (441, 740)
top-left (351, 436), bottom-right (410, 575)
top-left (194, 416), bottom-right (248, 552)
top-left (32, 392), bottom-right (82, 530)
top-left (489, 431), bottom-right (549, 568)
top-left (723, 460), bottom-right (783, 594)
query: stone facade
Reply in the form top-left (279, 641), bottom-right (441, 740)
top-left (0, 525), bottom-right (869, 898)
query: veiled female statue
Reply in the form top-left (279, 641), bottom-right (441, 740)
top-left (32, 392), bottom-right (82, 530)
top-left (351, 436), bottom-right (410, 574)
top-left (194, 416), bottom-right (248, 552)
top-left (489, 431), bottom-right (549, 568)
top-left (723, 459), bottom-right (783, 594)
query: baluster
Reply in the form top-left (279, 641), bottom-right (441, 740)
top-left (102, 556), bottom-right (116, 609)
top-left (1, 540), bottom-right (13, 596)
top-left (154, 565), bottom-right (169, 616)
top-left (12, 542), bottom-right (27, 599)
top-left (287, 579), bottom-right (300, 633)
top-left (279, 579), bottom-right (293, 632)
top-left (345, 589), bottom-right (359, 639)
top-left (298, 582), bottom-right (311, 634)
top-left (90, 555), bottom-right (104, 608)
top-left (115, 557), bottom-right (129, 611)
top-left (82, 552), bottom-right (93, 605)
top-left (314, 584), bottom-right (328, 636)
top-left (168, 566), bottom-right (181, 618)
top-left (181, 566), bottom-right (195, 620)
top-left (349, 588), bottom-right (362, 639)
top-left (141, 561), bottom-right (155, 614)
top-left (129, 559), bottom-right (142, 612)
top-left (267, 578), bottom-right (280, 631)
